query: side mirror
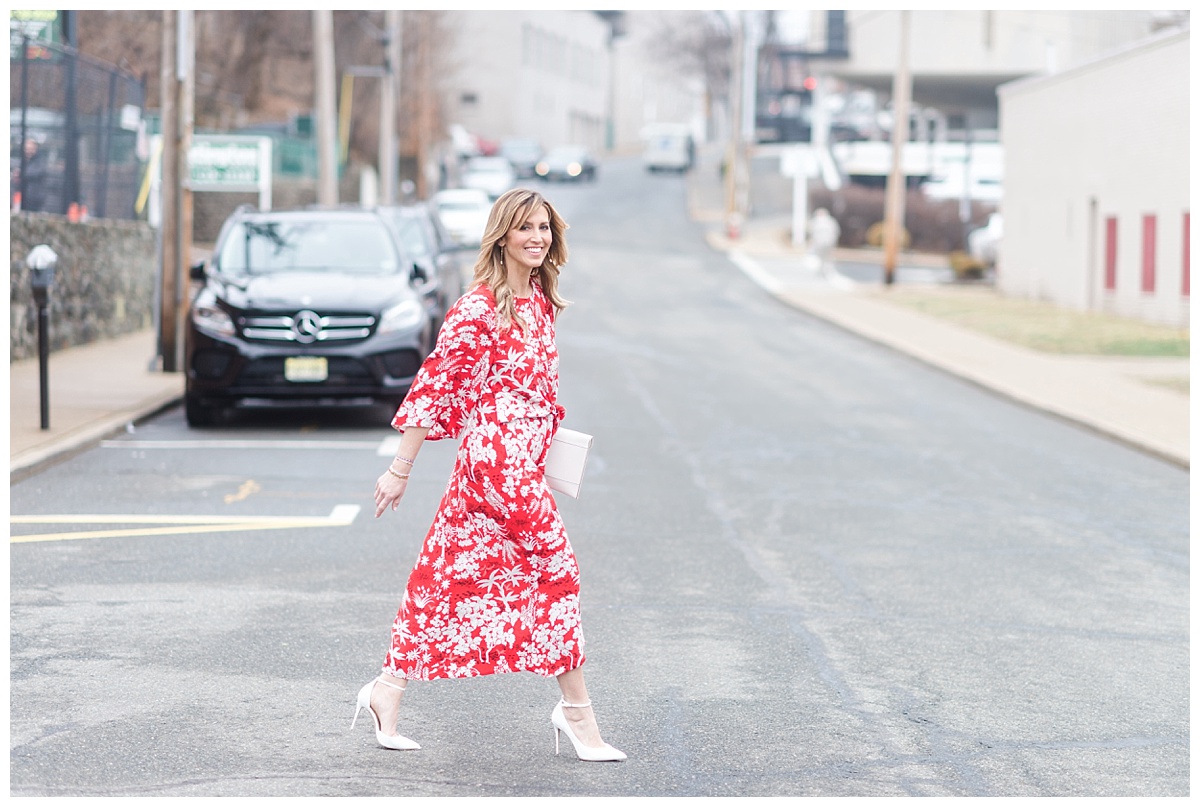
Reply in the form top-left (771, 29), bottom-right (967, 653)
top-left (410, 262), bottom-right (430, 284)
top-left (189, 260), bottom-right (207, 281)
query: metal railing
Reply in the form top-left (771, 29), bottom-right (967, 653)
top-left (10, 35), bottom-right (147, 220)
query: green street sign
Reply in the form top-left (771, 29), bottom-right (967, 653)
top-left (182, 135), bottom-right (273, 210)
top-left (189, 137), bottom-right (264, 187)
top-left (10, 9), bottom-right (61, 60)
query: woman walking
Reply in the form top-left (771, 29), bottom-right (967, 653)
top-left (355, 188), bottom-right (625, 762)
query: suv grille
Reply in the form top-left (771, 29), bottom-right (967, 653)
top-left (240, 311), bottom-right (376, 344)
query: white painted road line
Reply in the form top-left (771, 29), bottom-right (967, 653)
top-left (376, 435), bottom-right (401, 456)
top-left (728, 249), bottom-right (783, 294)
top-left (10, 504), bottom-right (361, 544)
top-left (100, 440), bottom-right (383, 450)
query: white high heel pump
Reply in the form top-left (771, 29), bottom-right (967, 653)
top-left (551, 699), bottom-right (626, 762)
top-left (352, 677), bottom-right (421, 750)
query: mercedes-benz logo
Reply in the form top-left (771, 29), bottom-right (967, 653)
top-left (292, 310), bottom-right (323, 344)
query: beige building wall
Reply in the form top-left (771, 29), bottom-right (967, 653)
top-left (998, 28), bottom-right (1189, 327)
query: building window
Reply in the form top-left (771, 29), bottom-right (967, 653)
top-left (1184, 212), bottom-right (1190, 297)
top-left (1104, 216), bottom-right (1117, 291)
top-left (1142, 214), bottom-right (1157, 293)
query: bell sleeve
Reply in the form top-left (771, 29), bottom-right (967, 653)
top-left (391, 290), bottom-right (496, 441)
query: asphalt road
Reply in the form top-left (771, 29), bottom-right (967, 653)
top-left (9, 156), bottom-right (1189, 797)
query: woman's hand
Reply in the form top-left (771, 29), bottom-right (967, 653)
top-left (374, 471), bottom-right (409, 518)
top-left (374, 426), bottom-right (428, 518)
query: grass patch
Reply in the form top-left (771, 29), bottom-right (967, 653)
top-left (876, 287), bottom-right (1190, 357)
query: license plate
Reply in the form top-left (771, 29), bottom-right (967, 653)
top-left (284, 356), bottom-right (328, 382)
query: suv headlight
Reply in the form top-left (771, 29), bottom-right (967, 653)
top-left (378, 299), bottom-right (424, 335)
top-left (191, 298), bottom-right (235, 337)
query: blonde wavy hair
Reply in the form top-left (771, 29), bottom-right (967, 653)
top-left (469, 188), bottom-right (570, 332)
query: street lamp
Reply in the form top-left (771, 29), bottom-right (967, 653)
top-left (27, 244), bottom-right (58, 430)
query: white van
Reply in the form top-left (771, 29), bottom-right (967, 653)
top-left (642, 124), bottom-right (693, 173)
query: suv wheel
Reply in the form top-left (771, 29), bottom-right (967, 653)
top-left (185, 394), bottom-right (222, 427)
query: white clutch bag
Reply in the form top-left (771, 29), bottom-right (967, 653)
top-left (544, 427), bottom-right (593, 498)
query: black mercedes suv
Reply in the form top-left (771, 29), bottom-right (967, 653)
top-left (183, 206), bottom-right (440, 426)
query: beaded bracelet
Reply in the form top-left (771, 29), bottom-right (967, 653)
top-left (393, 455), bottom-right (415, 467)
top-left (387, 468), bottom-right (410, 481)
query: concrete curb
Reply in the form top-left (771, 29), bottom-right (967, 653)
top-left (707, 232), bottom-right (1189, 469)
top-left (10, 390), bottom-right (184, 482)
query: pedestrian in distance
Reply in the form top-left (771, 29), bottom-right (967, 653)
top-left (16, 137), bottom-right (49, 213)
top-left (808, 207), bottom-right (841, 277)
top-left (358, 187), bottom-right (626, 762)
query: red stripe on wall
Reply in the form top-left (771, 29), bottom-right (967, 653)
top-left (1184, 212), bottom-right (1190, 297)
top-left (1141, 214), bottom-right (1156, 294)
top-left (1104, 217), bottom-right (1118, 291)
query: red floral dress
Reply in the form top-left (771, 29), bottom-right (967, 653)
top-left (383, 283), bottom-right (585, 680)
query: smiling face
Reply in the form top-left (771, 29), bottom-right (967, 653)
top-left (499, 205), bottom-right (552, 272)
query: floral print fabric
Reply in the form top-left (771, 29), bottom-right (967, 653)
top-left (384, 284), bottom-right (584, 680)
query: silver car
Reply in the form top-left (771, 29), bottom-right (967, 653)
top-left (461, 156), bottom-right (516, 200)
top-left (432, 188), bottom-right (492, 248)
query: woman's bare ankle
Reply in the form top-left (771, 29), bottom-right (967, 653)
top-left (371, 675), bottom-right (408, 736)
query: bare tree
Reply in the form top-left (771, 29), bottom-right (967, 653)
top-left (77, 10), bottom-right (161, 90)
top-left (75, 10), bottom-right (456, 189)
top-left (641, 11), bottom-right (733, 113)
top-left (400, 11), bottom-right (456, 197)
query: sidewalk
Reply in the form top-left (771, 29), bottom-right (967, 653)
top-left (9, 329), bottom-right (183, 479)
top-left (688, 150), bottom-right (1189, 469)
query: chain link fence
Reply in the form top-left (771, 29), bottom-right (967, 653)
top-left (10, 35), bottom-right (147, 220)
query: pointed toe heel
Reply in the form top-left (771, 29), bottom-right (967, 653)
top-left (352, 677), bottom-right (421, 751)
top-left (550, 699), bottom-right (626, 762)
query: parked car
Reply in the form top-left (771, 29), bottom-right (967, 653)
top-left (378, 202), bottom-right (472, 334)
top-left (499, 137), bottom-right (543, 179)
top-left (432, 187), bottom-right (492, 248)
top-left (461, 155), bottom-right (516, 200)
top-left (535, 145), bottom-right (597, 182)
top-left (183, 207), bottom-right (436, 426)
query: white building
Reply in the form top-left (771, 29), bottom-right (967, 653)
top-left (997, 26), bottom-right (1189, 327)
top-left (442, 11), bottom-right (614, 153)
top-left (609, 10), bottom-right (709, 153)
top-left (441, 11), bottom-right (709, 158)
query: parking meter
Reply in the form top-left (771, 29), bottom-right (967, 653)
top-left (28, 244), bottom-right (57, 307)
top-left (27, 244), bottom-right (57, 430)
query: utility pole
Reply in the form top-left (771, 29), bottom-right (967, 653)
top-left (882, 10), bottom-right (911, 286)
top-left (726, 10), bottom-right (761, 239)
top-left (739, 9), bottom-right (759, 216)
top-left (158, 10), bottom-right (179, 372)
top-left (178, 10), bottom-right (195, 367)
top-left (414, 13), bottom-right (432, 199)
top-left (313, 10), bottom-right (339, 207)
top-left (724, 13), bottom-right (742, 239)
top-left (379, 10), bottom-right (401, 204)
